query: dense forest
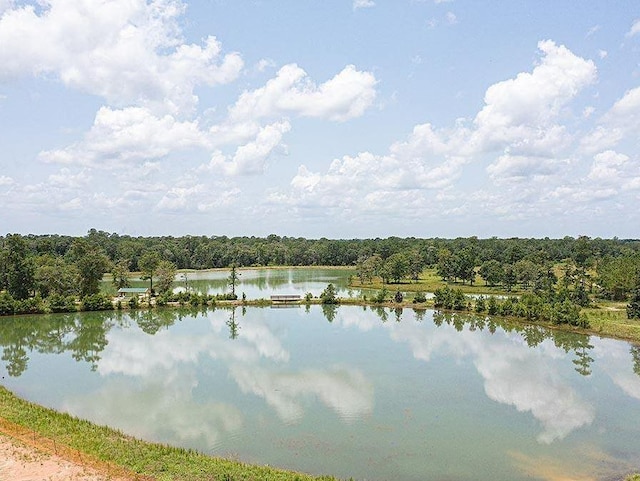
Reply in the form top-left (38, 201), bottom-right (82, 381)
top-left (1, 230), bottom-right (640, 320)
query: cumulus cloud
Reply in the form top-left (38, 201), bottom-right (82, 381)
top-left (228, 64), bottom-right (377, 122)
top-left (581, 87), bottom-right (640, 155)
top-left (39, 106), bottom-right (208, 166)
top-left (277, 40), bottom-right (597, 216)
top-left (472, 40), bottom-right (596, 154)
top-left (0, 0), bottom-right (243, 114)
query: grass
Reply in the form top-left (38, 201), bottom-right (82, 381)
top-left (350, 268), bottom-right (522, 296)
top-left (351, 268), bottom-right (640, 344)
top-left (582, 301), bottom-right (640, 343)
top-left (0, 387), bottom-right (344, 481)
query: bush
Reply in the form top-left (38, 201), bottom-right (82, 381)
top-left (475, 295), bottom-right (486, 313)
top-left (413, 291), bottom-right (427, 304)
top-left (48, 294), bottom-right (77, 313)
top-left (372, 288), bottom-right (388, 304)
top-left (320, 283), bottom-right (339, 304)
top-left (128, 295), bottom-right (139, 309)
top-left (13, 296), bottom-right (46, 315)
top-left (82, 294), bottom-right (114, 311)
top-left (394, 290), bottom-right (403, 303)
top-left (0, 292), bottom-right (15, 316)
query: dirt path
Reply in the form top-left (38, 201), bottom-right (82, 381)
top-left (0, 418), bottom-right (150, 481)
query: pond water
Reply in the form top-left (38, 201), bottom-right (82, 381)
top-left (1, 304), bottom-right (640, 481)
top-left (113, 267), bottom-right (364, 299)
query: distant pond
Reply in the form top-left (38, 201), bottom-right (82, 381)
top-left (1, 304), bottom-right (640, 480)
top-left (108, 267), bottom-right (363, 299)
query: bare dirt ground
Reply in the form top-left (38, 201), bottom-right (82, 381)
top-left (0, 434), bottom-right (127, 481)
top-left (0, 418), bottom-right (148, 481)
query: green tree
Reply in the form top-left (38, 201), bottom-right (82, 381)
top-left (138, 251), bottom-right (161, 293)
top-left (228, 264), bottom-right (240, 299)
top-left (515, 259), bottom-right (539, 290)
top-left (155, 260), bottom-right (177, 295)
top-left (320, 283), bottom-right (339, 304)
top-left (455, 248), bottom-right (476, 285)
top-left (383, 252), bottom-right (409, 284)
top-left (501, 264), bottom-right (517, 291)
top-left (627, 283), bottom-right (640, 320)
top-left (479, 260), bottom-right (503, 287)
top-left (34, 255), bottom-right (79, 298)
top-left (2, 234), bottom-right (35, 300)
top-left (436, 248), bottom-right (455, 282)
top-left (597, 254), bottom-right (640, 300)
top-left (111, 259), bottom-right (131, 290)
top-left (67, 239), bottom-right (110, 297)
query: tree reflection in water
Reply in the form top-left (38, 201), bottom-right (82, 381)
top-left (0, 306), bottom-right (636, 380)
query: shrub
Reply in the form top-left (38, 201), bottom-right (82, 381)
top-left (320, 283), bottom-right (339, 304)
top-left (0, 292), bottom-right (15, 316)
top-left (48, 294), bottom-right (77, 313)
top-left (82, 294), bottom-right (114, 311)
top-left (14, 296), bottom-right (46, 315)
top-left (413, 291), bottom-right (427, 303)
top-left (372, 288), bottom-right (388, 304)
top-left (475, 295), bottom-right (486, 313)
top-left (128, 295), bottom-right (139, 309)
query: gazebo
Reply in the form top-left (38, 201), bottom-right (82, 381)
top-left (117, 287), bottom-right (150, 298)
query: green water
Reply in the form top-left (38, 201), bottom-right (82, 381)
top-left (1, 269), bottom-right (640, 480)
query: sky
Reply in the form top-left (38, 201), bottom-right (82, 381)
top-left (1, 0), bottom-right (639, 239)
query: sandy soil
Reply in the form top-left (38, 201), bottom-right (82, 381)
top-left (0, 433), bottom-right (128, 481)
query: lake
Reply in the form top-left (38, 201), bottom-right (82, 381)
top-left (1, 271), bottom-right (640, 480)
top-left (116, 266), bottom-right (362, 299)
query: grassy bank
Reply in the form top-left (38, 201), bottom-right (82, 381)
top-left (350, 269), bottom-right (640, 345)
top-left (0, 387), bottom-right (343, 481)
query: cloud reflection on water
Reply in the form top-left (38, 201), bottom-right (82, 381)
top-left (333, 308), bottom-right (595, 443)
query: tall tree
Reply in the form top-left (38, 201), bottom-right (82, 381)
top-left (155, 260), bottom-right (177, 295)
top-left (3, 234), bottom-right (35, 300)
top-left (110, 259), bottom-right (131, 290)
top-left (479, 260), bottom-right (503, 287)
top-left (67, 239), bottom-right (111, 297)
top-left (228, 264), bottom-right (240, 298)
top-left (34, 255), bottom-right (79, 297)
top-left (138, 251), bottom-right (161, 293)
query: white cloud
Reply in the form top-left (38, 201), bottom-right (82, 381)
top-left (446, 11), bottom-right (458, 25)
top-left (353, 0), bottom-right (375, 10)
top-left (472, 40), bottom-right (596, 153)
top-left (581, 87), bottom-right (640, 154)
top-left (487, 154), bottom-right (567, 182)
top-left (39, 106), bottom-right (208, 166)
top-left (207, 121), bottom-right (291, 176)
top-left (0, 0), bottom-right (243, 114)
top-left (157, 184), bottom-right (205, 211)
top-left (0, 175), bottom-right (14, 185)
top-left (228, 64), bottom-right (377, 122)
top-left (626, 19), bottom-right (640, 37)
top-left (277, 40), bottom-right (596, 215)
top-left (47, 168), bottom-right (92, 188)
top-left (586, 25), bottom-right (601, 37)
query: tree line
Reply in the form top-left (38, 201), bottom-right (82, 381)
top-left (1, 230), bottom-right (640, 317)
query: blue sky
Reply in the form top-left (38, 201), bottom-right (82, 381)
top-left (1, 1), bottom-right (639, 238)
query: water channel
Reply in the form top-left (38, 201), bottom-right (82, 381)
top-left (1, 269), bottom-right (639, 480)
